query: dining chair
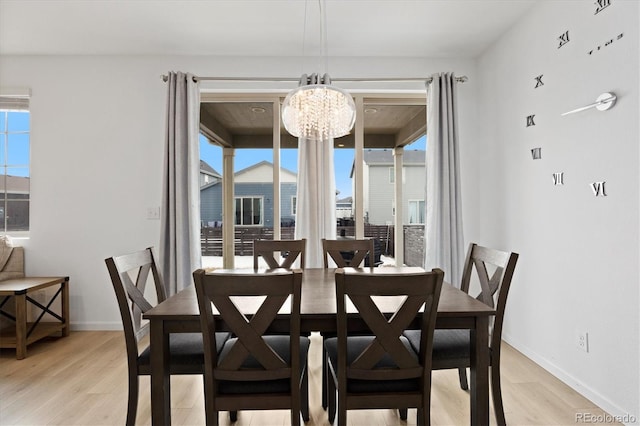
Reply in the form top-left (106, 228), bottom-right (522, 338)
top-left (193, 268), bottom-right (310, 426)
top-left (105, 247), bottom-right (230, 426)
top-left (320, 237), bottom-right (376, 409)
top-left (402, 243), bottom-right (519, 426)
top-left (253, 238), bottom-right (306, 270)
top-left (252, 238), bottom-right (310, 419)
top-left (322, 238), bottom-right (375, 268)
top-left (325, 267), bottom-right (444, 425)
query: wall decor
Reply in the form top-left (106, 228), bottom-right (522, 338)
top-left (561, 92), bottom-right (617, 116)
top-left (588, 32), bottom-right (623, 55)
top-left (558, 30), bottom-right (570, 48)
top-left (534, 75), bottom-right (544, 88)
top-left (591, 181), bottom-right (607, 196)
top-left (531, 148), bottom-right (542, 160)
top-left (553, 172), bottom-right (564, 185)
top-left (526, 114), bottom-right (536, 127)
top-left (594, 0), bottom-right (611, 15)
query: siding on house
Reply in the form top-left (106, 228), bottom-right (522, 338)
top-left (200, 160), bottom-right (297, 227)
top-left (361, 150), bottom-right (426, 225)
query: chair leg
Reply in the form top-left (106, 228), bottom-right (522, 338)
top-left (491, 365), bottom-right (507, 426)
top-left (458, 367), bottom-right (469, 390)
top-left (202, 376), bottom-right (219, 426)
top-left (321, 336), bottom-right (328, 410)
top-left (125, 374), bottom-right (138, 426)
top-left (399, 408), bottom-right (408, 420)
top-left (301, 365), bottom-right (310, 422)
top-left (327, 360), bottom-right (336, 424)
top-left (337, 388), bottom-right (347, 426)
top-left (229, 411), bottom-right (238, 422)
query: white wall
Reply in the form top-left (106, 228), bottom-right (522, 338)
top-left (470, 1), bottom-right (639, 422)
top-left (0, 55), bottom-right (476, 329)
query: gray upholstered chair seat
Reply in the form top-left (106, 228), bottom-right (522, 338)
top-left (217, 335), bottom-right (310, 395)
top-left (324, 335), bottom-right (420, 393)
top-left (404, 329), bottom-right (472, 365)
top-left (138, 332), bottom-right (230, 373)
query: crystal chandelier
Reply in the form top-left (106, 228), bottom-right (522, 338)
top-left (282, 73), bottom-right (356, 141)
top-left (281, 0), bottom-right (356, 141)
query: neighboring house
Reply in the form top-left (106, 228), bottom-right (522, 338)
top-left (352, 149), bottom-right (426, 226)
top-left (336, 196), bottom-right (352, 220)
top-left (0, 175), bottom-right (30, 231)
top-left (200, 160), bottom-right (297, 227)
top-left (199, 160), bottom-right (221, 188)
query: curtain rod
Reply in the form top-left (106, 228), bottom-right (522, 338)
top-left (160, 75), bottom-right (468, 84)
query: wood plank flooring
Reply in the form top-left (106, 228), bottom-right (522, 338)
top-left (0, 331), bottom-right (617, 425)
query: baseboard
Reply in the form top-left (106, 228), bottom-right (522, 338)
top-left (70, 322), bottom-right (123, 331)
top-left (502, 333), bottom-right (639, 426)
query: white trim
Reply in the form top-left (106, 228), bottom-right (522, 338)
top-left (70, 321), bottom-right (123, 331)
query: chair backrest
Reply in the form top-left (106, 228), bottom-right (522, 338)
top-left (335, 267), bottom-right (444, 382)
top-left (105, 247), bottom-right (166, 361)
top-left (322, 238), bottom-right (375, 268)
top-left (193, 268), bottom-right (303, 383)
top-left (253, 239), bottom-right (306, 270)
top-left (460, 243), bottom-right (519, 351)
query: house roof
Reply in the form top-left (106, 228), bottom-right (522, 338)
top-left (235, 160), bottom-right (296, 178)
top-left (201, 161), bottom-right (297, 188)
top-left (200, 160), bottom-right (221, 178)
top-left (0, 175), bottom-right (29, 193)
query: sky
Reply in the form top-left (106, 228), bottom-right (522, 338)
top-left (1, 111), bottom-right (30, 177)
top-left (200, 134), bottom-right (426, 198)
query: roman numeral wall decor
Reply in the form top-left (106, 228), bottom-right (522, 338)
top-left (588, 33), bottom-right (624, 55)
top-left (534, 75), bottom-right (544, 88)
top-left (526, 115), bottom-right (536, 127)
top-left (594, 0), bottom-right (611, 15)
top-left (553, 172), bottom-right (564, 185)
top-left (591, 181), bottom-right (607, 196)
top-left (531, 148), bottom-right (542, 160)
top-left (558, 31), bottom-right (570, 48)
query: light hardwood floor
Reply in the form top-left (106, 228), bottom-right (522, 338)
top-left (0, 331), bottom-right (617, 426)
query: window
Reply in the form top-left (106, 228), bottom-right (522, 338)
top-left (0, 94), bottom-right (30, 235)
top-left (235, 196), bottom-right (263, 226)
top-left (408, 200), bottom-right (425, 224)
top-left (291, 196), bottom-right (297, 215)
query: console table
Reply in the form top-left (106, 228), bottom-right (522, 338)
top-left (0, 276), bottom-right (70, 359)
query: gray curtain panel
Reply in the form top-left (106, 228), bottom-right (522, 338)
top-left (424, 72), bottom-right (465, 287)
top-left (294, 137), bottom-right (337, 267)
top-left (160, 71), bottom-right (201, 296)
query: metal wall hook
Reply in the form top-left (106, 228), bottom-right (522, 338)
top-left (561, 92), bottom-right (617, 116)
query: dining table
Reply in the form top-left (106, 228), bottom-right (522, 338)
top-left (143, 267), bottom-right (495, 425)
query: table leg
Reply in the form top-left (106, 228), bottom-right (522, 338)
top-left (61, 278), bottom-right (70, 337)
top-left (470, 316), bottom-right (489, 425)
top-left (15, 293), bottom-right (27, 359)
top-left (150, 320), bottom-right (171, 425)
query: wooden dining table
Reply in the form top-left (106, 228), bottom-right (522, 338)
top-left (143, 267), bottom-right (495, 425)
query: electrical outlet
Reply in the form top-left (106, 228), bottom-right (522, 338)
top-left (147, 207), bottom-right (160, 220)
top-left (577, 331), bottom-right (589, 353)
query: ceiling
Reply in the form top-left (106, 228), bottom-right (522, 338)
top-left (1, 0), bottom-right (537, 149)
top-left (199, 99), bottom-right (427, 149)
top-left (0, 0), bottom-right (536, 57)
